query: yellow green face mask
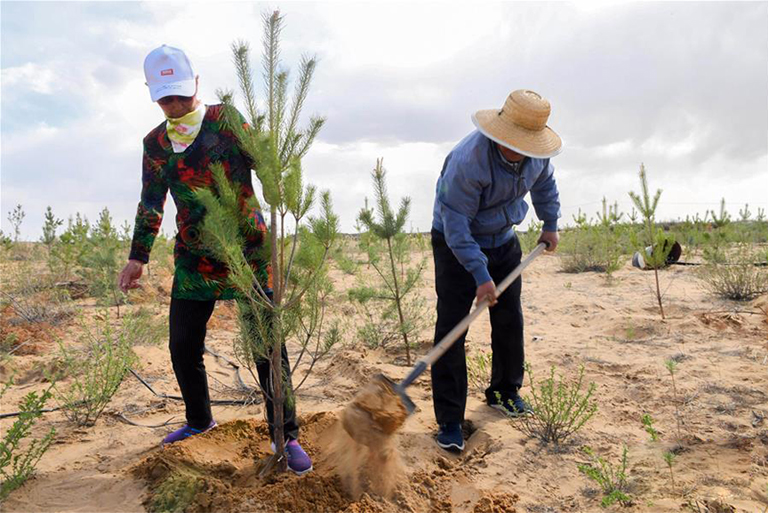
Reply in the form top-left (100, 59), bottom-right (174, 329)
top-left (166, 104), bottom-right (206, 152)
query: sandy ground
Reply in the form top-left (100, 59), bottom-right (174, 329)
top-left (1, 248), bottom-right (767, 512)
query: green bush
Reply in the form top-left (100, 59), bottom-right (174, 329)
top-left (559, 224), bottom-right (624, 274)
top-left (510, 364), bottom-right (597, 445)
top-left (53, 313), bottom-right (139, 426)
top-left (0, 384), bottom-right (56, 500)
top-left (0, 259), bottom-right (72, 325)
top-left (698, 244), bottom-right (768, 301)
top-left (577, 444), bottom-right (632, 507)
top-left (517, 220), bottom-right (543, 253)
top-left (558, 209), bottom-right (625, 274)
top-left (467, 350), bottom-right (492, 395)
top-left (122, 308), bottom-right (168, 346)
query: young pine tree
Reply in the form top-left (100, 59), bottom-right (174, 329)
top-left (48, 213), bottom-right (90, 281)
top-left (196, 10), bottom-right (337, 472)
top-left (628, 164), bottom-right (674, 319)
top-left (40, 206), bottom-right (64, 248)
top-left (80, 208), bottom-right (126, 316)
top-left (6, 204), bottom-right (25, 243)
top-left (355, 159), bottom-right (427, 365)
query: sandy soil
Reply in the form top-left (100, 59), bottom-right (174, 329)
top-left (1, 248), bottom-right (767, 512)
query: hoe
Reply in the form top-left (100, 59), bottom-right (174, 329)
top-left (341, 241), bottom-right (549, 447)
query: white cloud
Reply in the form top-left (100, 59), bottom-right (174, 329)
top-left (2, 63), bottom-right (58, 94)
top-left (1, 1), bottom-right (766, 242)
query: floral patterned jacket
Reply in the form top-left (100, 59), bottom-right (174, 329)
top-left (129, 104), bottom-right (271, 300)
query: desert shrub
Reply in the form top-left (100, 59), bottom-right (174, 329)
top-left (698, 244), bottom-right (768, 301)
top-left (122, 307), bottom-right (168, 346)
top-left (0, 384), bottom-right (56, 500)
top-left (641, 413), bottom-right (659, 442)
top-left (0, 334), bottom-right (18, 354)
top-left (467, 350), bottom-right (492, 395)
top-left (577, 444), bottom-right (632, 507)
top-left (0, 232), bottom-right (12, 257)
top-left (510, 364), bottom-right (597, 445)
top-left (0, 259), bottom-right (73, 325)
top-left (53, 313), bottom-right (138, 426)
top-left (559, 224), bottom-right (623, 273)
top-left (559, 208), bottom-right (624, 274)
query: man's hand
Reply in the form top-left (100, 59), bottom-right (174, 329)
top-left (118, 260), bottom-right (144, 293)
top-left (476, 280), bottom-right (498, 307)
top-left (538, 230), bottom-right (559, 252)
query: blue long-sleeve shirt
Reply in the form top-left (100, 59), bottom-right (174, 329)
top-left (432, 130), bottom-right (561, 286)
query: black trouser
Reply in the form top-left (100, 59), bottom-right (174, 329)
top-left (430, 229), bottom-right (525, 425)
top-left (169, 297), bottom-right (299, 440)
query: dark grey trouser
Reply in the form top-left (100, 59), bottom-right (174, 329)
top-left (430, 228), bottom-right (524, 424)
top-left (169, 297), bottom-right (299, 440)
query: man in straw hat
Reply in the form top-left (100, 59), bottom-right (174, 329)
top-left (118, 44), bottom-right (312, 474)
top-left (430, 89), bottom-right (562, 452)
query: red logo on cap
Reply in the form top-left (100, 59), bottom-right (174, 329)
top-left (160, 69), bottom-right (174, 76)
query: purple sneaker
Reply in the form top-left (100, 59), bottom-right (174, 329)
top-left (161, 420), bottom-right (217, 446)
top-left (271, 439), bottom-right (313, 475)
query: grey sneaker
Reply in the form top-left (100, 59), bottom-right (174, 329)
top-left (489, 395), bottom-right (532, 418)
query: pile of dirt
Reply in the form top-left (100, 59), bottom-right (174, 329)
top-left (134, 413), bottom-right (360, 512)
top-left (132, 411), bottom-right (517, 513)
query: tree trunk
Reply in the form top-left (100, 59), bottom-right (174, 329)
top-left (653, 267), bottom-right (665, 320)
top-left (386, 237), bottom-right (411, 365)
top-left (269, 205), bottom-right (286, 471)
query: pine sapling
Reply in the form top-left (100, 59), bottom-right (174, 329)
top-left (356, 158), bottom-right (426, 365)
top-left (628, 207), bottom-right (639, 224)
top-left (6, 204), bottom-right (25, 243)
top-left (739, 203), bottom-right (752, 222)
top-left (709, 198), bottom-right (730, 228)
top-left (196, 10), bottom-right (337, 473)
top-left (80, 208), bottom-right (126, 317)
top-left (40, 206), bottom-right (63, 248)
top-left (629, 164), bottom-right (673, 319)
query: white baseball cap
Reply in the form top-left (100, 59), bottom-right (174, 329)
top-left (143, 45), bottom-right (197, 102)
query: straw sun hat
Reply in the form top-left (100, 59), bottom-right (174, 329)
top-left (471, 89), bottom-right (563, 159)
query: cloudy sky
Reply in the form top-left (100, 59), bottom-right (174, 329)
top-left (2, 1), bottom-right (767, 241)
